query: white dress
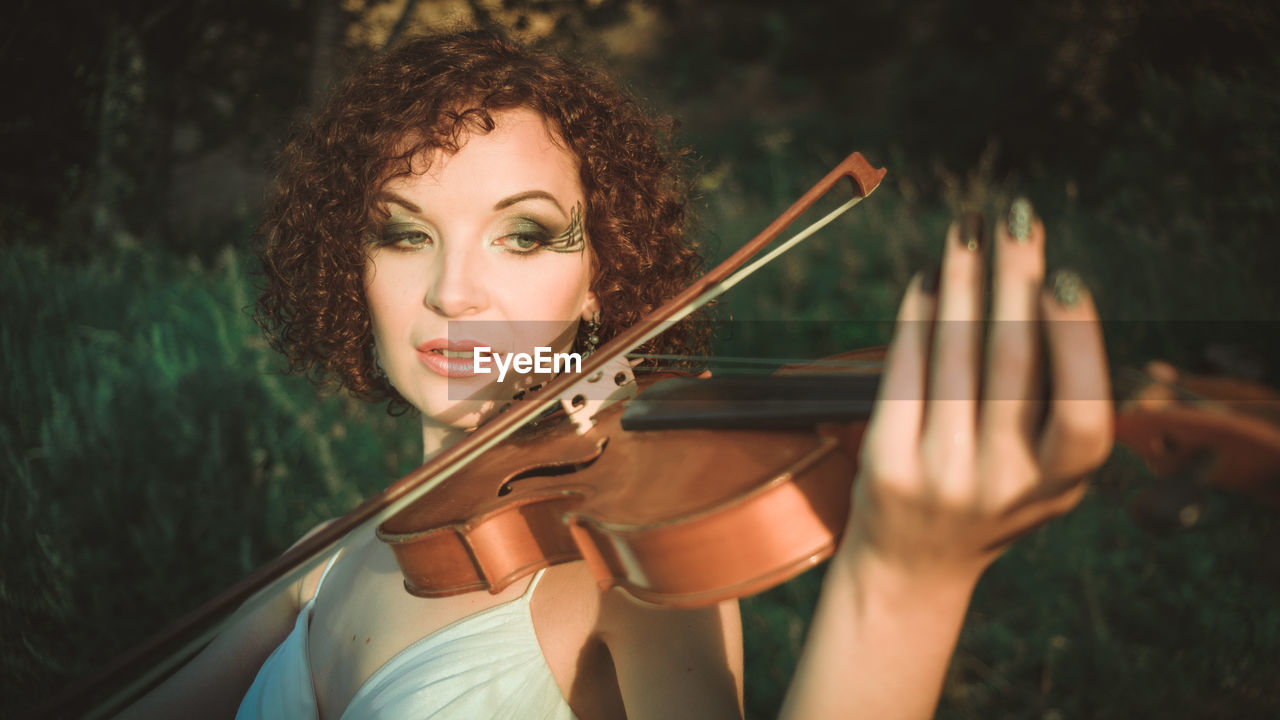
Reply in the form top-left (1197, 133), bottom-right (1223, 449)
top-left (236, 556), bottom-right (577, 720)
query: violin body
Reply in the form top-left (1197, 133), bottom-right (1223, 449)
top-left (377, 372), bottom-right (865, 607)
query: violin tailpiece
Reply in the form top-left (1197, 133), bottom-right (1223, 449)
top-left (559, 353), bottom-right (638, 435)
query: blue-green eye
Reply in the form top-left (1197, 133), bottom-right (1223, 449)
top-left (503, 233), bottom-right (545, 252)
top-left (379, 223), bottom-right (433, 249)
top-left (496, 218), bottom-right (552, 254)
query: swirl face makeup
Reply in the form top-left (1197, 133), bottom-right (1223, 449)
top-left (363, 109), bottom-right (599, 438)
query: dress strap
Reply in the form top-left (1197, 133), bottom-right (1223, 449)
top-left (314, 550), bottom-right (342, 597)
top-left (521, 568), bottom-right (548, 601)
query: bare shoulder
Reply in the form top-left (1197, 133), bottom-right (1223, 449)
top-left (288, 517), bottom-right (341, 610)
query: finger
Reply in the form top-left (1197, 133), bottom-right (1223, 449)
top-left (981, 198), bottom-right (1046, 447)
top-left (864, 271), bottom-right (937, 461)
top-left (1037, 270), bottom-right (1114, 479)
top-left (922, 215), bottom-right (984, 469)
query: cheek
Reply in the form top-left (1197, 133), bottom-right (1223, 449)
top-left (498, 258), bottom-right (592, 318)
top-left (364, 261), bottom-right (413, 340)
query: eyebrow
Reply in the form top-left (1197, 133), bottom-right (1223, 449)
top-left (378, 189), bottom-right (567, 216)
top-left (379, 191), bottom-right (423, 214)
top-left (494, 190), bottom-right (566, 215)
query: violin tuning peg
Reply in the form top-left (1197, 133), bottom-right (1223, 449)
top-left (1144, 360), bottom-right (1179, 385)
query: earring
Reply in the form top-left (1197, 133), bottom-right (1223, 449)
top-left (371, 345), bottom-right (386, 379)
top-left (582, 313), bottom-right (601, 358)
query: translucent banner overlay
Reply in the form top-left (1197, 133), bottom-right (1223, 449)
top-left (433, 320), bottom-right (1279, 404)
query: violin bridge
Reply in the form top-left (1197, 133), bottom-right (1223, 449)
top-left (559, 354), bottom-right (637, 435)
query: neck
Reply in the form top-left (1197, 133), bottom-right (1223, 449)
top-left (420, 420), bottom-right (472, 462)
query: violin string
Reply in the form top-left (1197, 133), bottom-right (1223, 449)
top-left (625, 353), bottom-right (883, 370)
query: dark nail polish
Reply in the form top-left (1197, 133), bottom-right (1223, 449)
top-left (1049, 269), bottom-right (1086, 307)
top-left (920, 265), bottom-right (941, 294)
top-left (959, 211), bottom-right (984, 252)
top-left (1008, 197), bottom-right (1034, 243)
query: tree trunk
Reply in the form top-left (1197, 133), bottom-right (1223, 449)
top-left (309, 0), bottom-right (342, 104)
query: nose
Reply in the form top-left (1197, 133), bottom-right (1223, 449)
top-left (424, 244), bottom-right (488, 318)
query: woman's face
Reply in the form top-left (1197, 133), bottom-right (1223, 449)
top-left (364, 108), bottom-right (598, 429)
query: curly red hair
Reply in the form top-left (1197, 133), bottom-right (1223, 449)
top-left (255, 30), bottom-right (708, 412)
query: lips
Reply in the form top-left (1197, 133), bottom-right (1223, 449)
top-left (415, 339), bottom-right (488, 378)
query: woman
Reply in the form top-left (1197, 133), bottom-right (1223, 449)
top-left (121, 30), bottom-right (1111, 719)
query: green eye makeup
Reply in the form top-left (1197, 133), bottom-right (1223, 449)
top-left (499, 204), bottom-right (586, 255)
top-left (371, 203), bottom-right (586, 255)
top-left (377, 222), bottom-right (433, 249)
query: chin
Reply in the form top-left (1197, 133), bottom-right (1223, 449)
top-left (390, 358), bottom-right (563, 430)
top-left (405, 372), bottom-right (525, 426)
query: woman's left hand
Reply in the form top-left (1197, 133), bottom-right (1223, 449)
top-left (847, 200), bottom-right (1113, 584)
top-left (782, 200), bottom-right (1113, 720)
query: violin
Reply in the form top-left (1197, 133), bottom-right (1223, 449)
top-left (377, 350), bottom-right (1280, 607)
top-left (44, 153), bottom-right (1280, 717)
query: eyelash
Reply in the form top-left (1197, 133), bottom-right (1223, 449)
top-left (378, 224), bottom-right (433, 250)
top-left (375, 206), bottom-right (584, 256)
top-left (376, 225), bottom-right (549, 255)
top-left (496, 229), bottom-right (551, 255)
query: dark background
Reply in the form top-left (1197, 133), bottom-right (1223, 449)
top-left (3, 0), bottom-right (1279, 717)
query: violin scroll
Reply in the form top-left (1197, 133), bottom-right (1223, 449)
top-left (1116, 360), bottom-right (1280, 530)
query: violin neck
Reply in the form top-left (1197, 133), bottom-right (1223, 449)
top-left (621, 374), bottom-right (879, 431)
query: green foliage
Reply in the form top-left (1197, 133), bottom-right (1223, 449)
top-left (2, 0), bottom-right (316, 257)
top-left (0, 245), bottom-right (419, 713)
top-left (943, 484), bottom-right (1280, 719)
top-left (742, 569), bottom-right (823, 720)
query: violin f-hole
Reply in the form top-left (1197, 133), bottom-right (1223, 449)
top-left (497, 438), bottom-right (609, 496)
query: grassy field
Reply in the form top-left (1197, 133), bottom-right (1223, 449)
top-left (3, 161), bottom-right (1278, 717)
